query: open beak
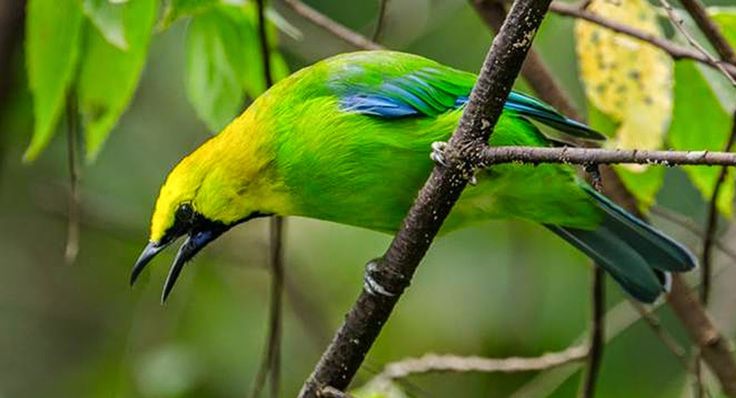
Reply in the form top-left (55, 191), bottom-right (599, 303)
top-left (131, 227), bottom-right (226, 303)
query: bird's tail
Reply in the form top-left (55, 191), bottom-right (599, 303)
top-left (547, 186), bottom-right (697, 303)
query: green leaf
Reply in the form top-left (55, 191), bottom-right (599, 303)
top-left (668, 61), bottom-right (734, 217)
top-left (77, 0), bottom-right (157, 161)
top-left (709, 7), bottom-right (736, 47)
top-left (83, 0), bottom-right (129, 49)
top-left (185, 4), bottom-right (289, 132)
top-left (185, 7), bottom-right (248, 132)
top-left (24, 0), bottom-right (84, 162)
top-left (160, 0), bottom-right (220, 28)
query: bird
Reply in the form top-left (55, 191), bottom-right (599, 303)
top-left (131, 50), bottom-right (696, 304)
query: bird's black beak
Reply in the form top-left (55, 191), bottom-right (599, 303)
top-left (131, 209), bottom-right (270, 303)
top-left (130, 222), bottom-right (228, 303)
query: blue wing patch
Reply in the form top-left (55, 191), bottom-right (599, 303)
top-left (336, 67), bottom-right (604, 141)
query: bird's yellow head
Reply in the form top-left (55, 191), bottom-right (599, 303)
top-left (131, 111), bottom-right (292, 302)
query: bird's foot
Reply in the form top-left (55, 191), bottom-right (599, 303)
top-left (431, 141), bottom-right (479, 185)
top-left (584, 163), bottom-right (603, 192)
top-left (363, 259), bottom-right (402, 297)
top-left (430, 141), bottom-right (449, 167)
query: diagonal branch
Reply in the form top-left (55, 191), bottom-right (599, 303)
top-left (549, 1), bottom-right (736, 80)
top-left (298, 0), bottom-right (553, 395)
top-left (679, 0), bottom-right (736, 64)
top-left (657, 0), bottom-right (736, 86)
top-left (282, 0), bottom-right (384, 50)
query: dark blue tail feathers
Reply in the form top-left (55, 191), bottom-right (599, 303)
top-left (548, 188), bottom-right (696, 303)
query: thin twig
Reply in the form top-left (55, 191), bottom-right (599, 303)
top-left (371, 0), bottom-right (389, 42)
top-left (678, 0), bottom-right (736, 64)
top-left (478, 146), bottom-right (736, 167)
top-left (374, 346), bottom-right (588, 381)
top-left (298, 0), bottom-right (552, 395)
top-left (549, 1), bottom-right (736, 80)
top-left (696, 112), bottom-right (736, 398)
top-left (283, 0), bottom-right (384, 50)
top-left (651, 206), bottom-right (736, 264)
top-left (657, 0), bottom-right (736, 86)
top-left (65, 92), bottom-right (80, 266)
top-left (701, 112), bottom-right (736, 306)
top-left (580, 268), bottom-right (605, 398)
top-left (628, 300), bottom-right (690, 369)
top-left (249, 1), bottom-right (283, 397)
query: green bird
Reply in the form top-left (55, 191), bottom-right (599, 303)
top-left (131, 51), bottom-right (695, 303)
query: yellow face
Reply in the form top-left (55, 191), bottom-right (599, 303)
top-left (147, 113), bottom-right (293, 244)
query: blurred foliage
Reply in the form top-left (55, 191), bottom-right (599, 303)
top-left (574, 0), bottom-right (673, 210)
top-left (3, 0), bottom-right (736, 397)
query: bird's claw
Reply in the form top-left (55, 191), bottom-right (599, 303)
top-left (363, 259), bottom-right (398, 297)
top-left (430, 141), bottom-right (449, 167)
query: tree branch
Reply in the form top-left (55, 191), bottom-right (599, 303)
top-left (679, 0), bottom-right (736, 64)
top-left (282, 0), bottom-right (384, 50)
top-left (580, 267), bottom-right (605, 397)
top-left (549, 1), bottom-right (736, 80)
top-left (374, 346), bottom-right (588, 380)
top-left (65, 92), bottom-right (80, 266)
top-left (477, 146), bottom-right (736, 167)
top-left (657, 0), bottom-right (736, 86)
top-left (372, 0), bottom-right (389, 42)
top-left (701, 112), bottom-right (736, 306)
top-left (472, 0), bottom-right (582, 120)
top-left (249, 1), bottom-right (284, 397)
top-left (298, 0), bottom-right (553, 395)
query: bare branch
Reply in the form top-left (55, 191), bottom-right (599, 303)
top-left (372, 0), bottom-right (389, 42)
top-left (679, 0), bottom-right (736, 64)
top-left (628, 300), bottom-right (691, 369)
top-left (651, 206), bottom-right (736, 264)
top-left (549, 1), bottom-right (736, 80)
top-left (282, 0), bottom-right (384, 50)
top-left (701, 112), bottom-right (736, 306)
top-left (472, 0), bottom-right (582, 120)
top-left (374, 346), bottom-right (588, 381)
top-left (298, 0), bottom-right (552, 395)
top-left (657, 0), bottom-right (736, 86)
top-left (478, 146), bottom-right (736, 167)
top-left (249, 3), bottom-right (284, 397)
top-left (580, 268), bottom-right (605, 398)
top-left (668, 276), bottom-right (736, 397)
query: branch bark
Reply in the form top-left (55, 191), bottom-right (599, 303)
top-left (679, 0), bottom-right (736, 64)
top-left (472, 0), bottom-right (582, 120)
top-left (282, 0), bottom-right (384, 50)
top-left (298, 0), bottom-right (553, 395)
top-left (375, 346), bottom-right (588, 380)
top-left (549, 1), bottom-right (736, 80)
top-left (478, 146), bottom-right (736, 167)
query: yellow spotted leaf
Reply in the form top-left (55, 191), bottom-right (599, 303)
top-left (575, 0), bottom-right (674, 208)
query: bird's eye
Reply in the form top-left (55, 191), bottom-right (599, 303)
top-left (175, 203), bottom-right (194, 223)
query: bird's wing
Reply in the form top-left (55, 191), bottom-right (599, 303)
top-left (327, 51), bottom-right (605, 142)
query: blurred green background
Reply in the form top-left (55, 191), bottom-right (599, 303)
top-left (2, 0), bottom-right (736, 397)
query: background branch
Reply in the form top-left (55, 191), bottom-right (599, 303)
top-left (374, 346), bottom-right (588, 380)
top-left (679, 0), bottom-right (736, 64)
top-left (282, 0), bottom-right (384, 50)
top-left (298, 0), bottom-right (552, 395)
top-left (657, 0), bottom-right (736, 86)
top-left (549, 1), bottom-right (736, 80)
top-left (371, 0), bottom-right (389, 42)
top-left (249, 1), bottom-right (284, 397)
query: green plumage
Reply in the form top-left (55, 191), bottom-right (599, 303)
top-left (148, 51), bottom-right (696, 303)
